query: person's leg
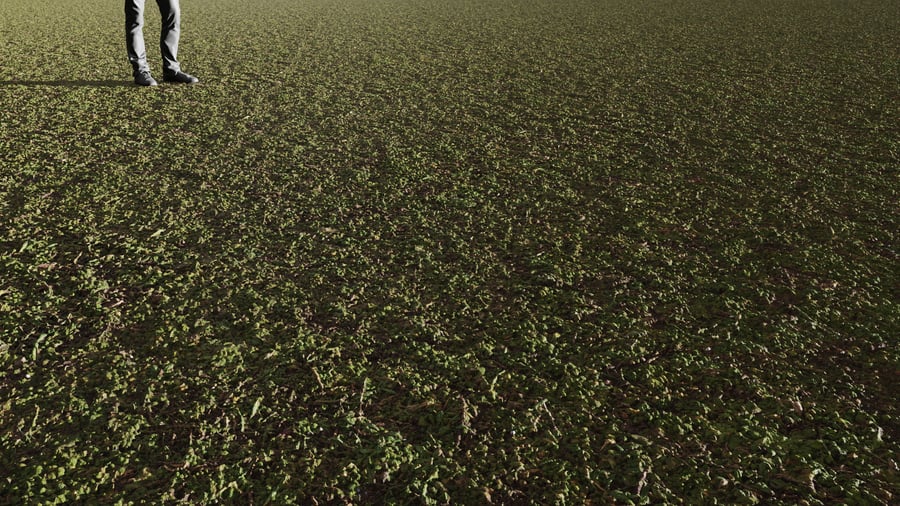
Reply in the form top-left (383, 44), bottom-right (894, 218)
top-left (125, 0), bottom-right (149, 75)
top-left (157, 0), bottom-right (198, 83)
top-left (156, 0), bottom-right (181, 74)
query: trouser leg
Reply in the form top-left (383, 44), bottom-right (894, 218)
top-left (157, 0), bottom-right (181, 73)
top-left (125, 0), bottom-right (148, 74)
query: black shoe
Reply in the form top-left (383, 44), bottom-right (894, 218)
top-left (163, 71), bottom-right (199, 84)
top-left (134, 70), bottom-right (158, 86)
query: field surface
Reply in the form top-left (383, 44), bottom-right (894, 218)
top-left (1, 0), bottom-right (898, 503)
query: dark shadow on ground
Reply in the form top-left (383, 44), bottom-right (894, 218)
top-left (0, 80), bottom-right (132, 88)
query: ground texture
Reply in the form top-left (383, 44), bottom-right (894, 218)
top-left (1, 0), bottom-right (898, 503)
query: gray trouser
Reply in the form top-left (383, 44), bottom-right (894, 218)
top-left (125, 0), bottom-right (181, 75)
